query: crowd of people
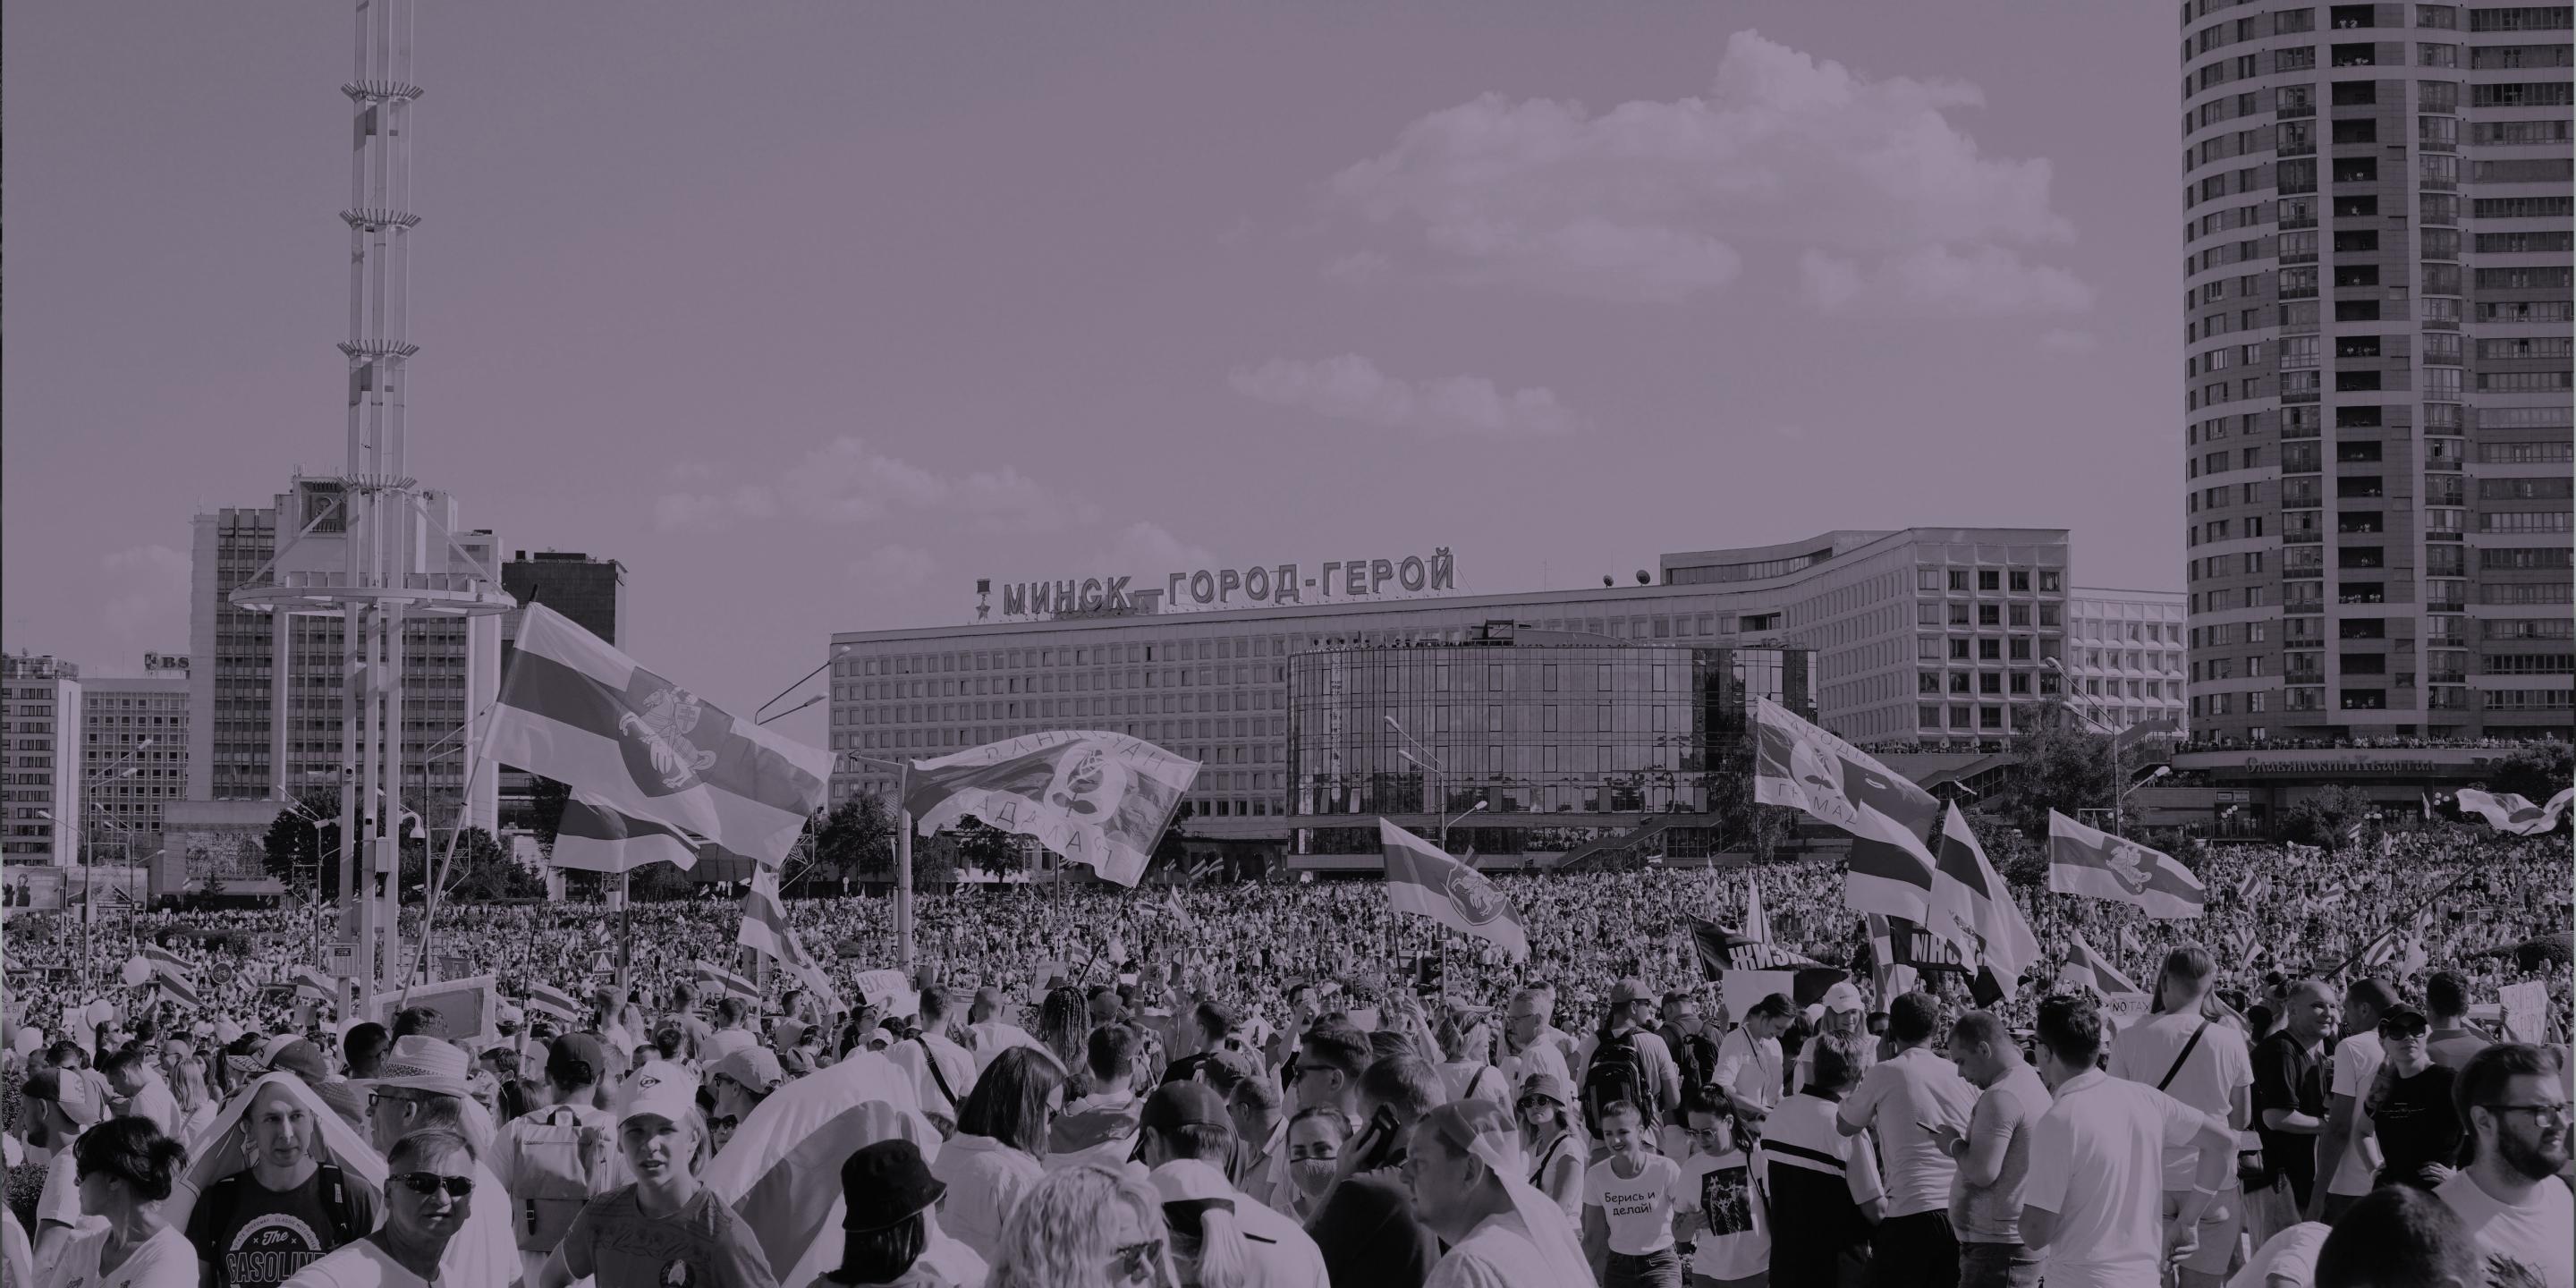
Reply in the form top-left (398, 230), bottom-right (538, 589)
top-left (2, 821), bottom-right (2569, 1287)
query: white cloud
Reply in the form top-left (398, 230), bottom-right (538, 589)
top-left (1327, 30), bottom-right (2082, 312)
top-left (1323, 250), bottom-right (1393, 284)
top-left (2038, 327), bottom-right (2100, 352)
top-left (1228, 354), bottom-right (1584, 439)
top-left (653, 436), bottom-right (1098, 535)
top-left (1094, 521), bottom-right (1217, 576)
top-left (1796, 244), bottom-right (2092, 317)
top-left (100, 544), bottom-right (191, 640)
top-left (846, 545), bottom-right (936, 593)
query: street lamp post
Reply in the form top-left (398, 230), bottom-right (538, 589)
top-left (2044, 658), bottom-right (2140, 833)
top-left (844, 750), bottom-right (917, 970)
top-left (1440, 800), bottom-right (1487, 850)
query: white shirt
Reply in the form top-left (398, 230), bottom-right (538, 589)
top-left (123, 1075), bottom-right (182, 1140)
top-left (1423, 1211), bottom-right (1567, 1288)
top-left (930, 1132), bottom-right (1044, 1266)
top-left (1678, 1147), bottom-right (1767, 1282)
top-left (2224, 1222), bottom-right (2330, 1288)
top-left (1499, 1039), bottom-right (1568, 1097)
top-left (889, 1032), bottom-right (978, 1116)
top-left (1710, 1027), bottom-right (1784, 1113)
top-left (280, 1238), bottom-right (436, 1288)
top-left (38, 1222), bottom-right (196, 1288)
top-left (1146, 1162), bottom-right (1329, 1288)
top-left (2436, 1172), bottom-right (2575, 1288)
top-left (1437, 1062), bottom-right (1509, 1110)
top-left (962, 1020), bottom-right (1044, 1073)
top-left (1585, 1153), bottom-right (1686, 1256)
top-left (2326, 1031), bottom-right (2385, 1197)
top-left (1838, 1046), bottom-right (1978, 1218)
top-left (2107, 1012), bottom-right (2253, 1192)
top-left (2023, 1069), bottom-right (2217, 1288)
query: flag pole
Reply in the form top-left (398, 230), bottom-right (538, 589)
top-left (897, 808), bottom-right (916, 972)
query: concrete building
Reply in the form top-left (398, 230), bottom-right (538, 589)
top-left (2182, 1), bottom-right (2574, 742)
top-left (828, 529), bottom-right (2072, 857)
top-left (498, 551), bottom-right (626, 823)
top-left (2, 653), bottom-right (83, 866)
top-left (2064, 589), bottom-right (2191, 733)
top-left (187, 476), bottom-right (505, 833)
top-left (80, 653), bottom-right (191, 865)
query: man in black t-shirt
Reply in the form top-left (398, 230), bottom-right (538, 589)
top-left (2252, 979), bottom-right (2335, 1210)
top-left (2359, 1005), bottom-right (2462, 1189)
top-left (185, 1080), bottom-right (383, 1288)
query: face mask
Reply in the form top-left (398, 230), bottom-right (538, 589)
top-left (1292, 1160), bottom-right (1338, 1196)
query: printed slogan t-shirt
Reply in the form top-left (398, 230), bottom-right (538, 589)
top-left (185, 1167), bottom-right (383, 1288)
top-left (1585, 1153), bottom-right (1687, 1257)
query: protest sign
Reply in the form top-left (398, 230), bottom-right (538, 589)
top-left (2500, 979), bottom-right (2550, 1044)
top-left (851, 969), bottom-right (919, 1019)
top-left (374, 974), bottom-right (500, 1047)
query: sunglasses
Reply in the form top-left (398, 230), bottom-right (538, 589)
top-left (391, 1172), bottom-right (476, 1199)
top-left (1114, 1239), bottom-right (1165, 1281)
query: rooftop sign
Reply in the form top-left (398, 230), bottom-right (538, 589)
top-left (978, 547), bottom-right (1456, 621)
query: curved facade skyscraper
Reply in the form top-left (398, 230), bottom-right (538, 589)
top-left (2180, 1), bottom-right (2572, 743)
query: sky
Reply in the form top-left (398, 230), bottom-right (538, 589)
top-left (4, 0), bottom-right (2184, 747)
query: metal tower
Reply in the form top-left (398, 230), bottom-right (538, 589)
top-left (230, 0), bottom-right (513, 1015)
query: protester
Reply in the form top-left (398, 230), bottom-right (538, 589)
top-left (2311, 978), bottom-right (2396, 1224)
top-left (1580, 1099), bottom-right (1687, 1288)
top-left (1304, 1055), bottom-right (1442, 1287)
top-left (2106, 945), bottom-right (2253, 1288)
top-left (1668, 1089), bottom-right (1763, 1288)
top-left (1047, 1026), bottom-right (1147, 1174)
top-left (1835, 990), bottom-right (1975, 1288)
top-left (491, 1033), bottom-right (623, 1287)
top-left (38, 1115), bottom-right (192, 1288)
top-left (538, 1060), bottom-right (779, 1288)
top-left (1513, 1073), bottom-right (1586, 1225)
top-left (2250, 979), bottom-right (2334, 1240)
top-left (279, 1129), bottom-right (479, 1288)
top-left (2355, 1004), bottom-right (2462, 1191)
top-left (815, 1139), bottom-right (980, 1288)
top-left (1402, 1098), bottom-right (1594, 1288)
top-left (1134, 1081), bottom-right (1329, 1288)
top-left (1929, 1010), bottom-right (2048, 1288)
top-left (987, 1163), bottom-right (1177, 1288)
top-left (184, 1078), bottom-right (383, 1288)
top-left (1752, 1032), bottom-right (1880, 1288)
top-left (937, 1047), bottom-right (1066, 1267)
top-left (2434, 1042), bottom-right (2572, 1288)
top-left (1279, 1108), bottom-right (1349, 1224)
top-left (892, 989), bottom-right (977, 1136)
top-left (2309, 1184), bottom-right (2486, 1288)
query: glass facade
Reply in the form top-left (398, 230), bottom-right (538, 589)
top-left (1285, 634), bottom-right (1815, 856)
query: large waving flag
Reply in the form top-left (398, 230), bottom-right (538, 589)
top-left (703, 1050), bottom-right (936, 1284)
top-left (1752, 697), bottom-right (1942, 921)
top-left (2047, 810), bottom-right (2207, 919)
top-left (1687, 917), bottom-right (1757, 981)
top-left (488, 603), bottom-right (833, 867)
top-left (523, 980), bottom-right (583, 1025)
top-left (694, 958), bottom-right (760, 1005)
top-left (2056, 930), bottom-right (2146, 1004)
top-left (740, 869), bottom-right (847, 1013)
top-left (1378, 819), bottom-right (1530, 963)
top-left (1726, 879), bottom-right (1819, 969)
top-left (554, 792), bottom-right (705, 872)
top-left (1932, 804), bottom-right (2042, 1002)
top-left (903, 731), bottom-right (1199, 887)
top-left (2455, 786), bottom-right (2575, 836)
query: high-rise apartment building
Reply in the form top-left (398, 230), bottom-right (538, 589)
top-left (187, 475), bottom-right (505, 832)
top-left (498, 551), bottom-right (625, 821)
top-left (2066, 589), bottom-right (2191, 733)
top-left (2182, 1), bottom-right (2573, 742)
top-left (80, 654), bottom-right (191, 860)
top-left (2, 653), bottom-right (83, 865)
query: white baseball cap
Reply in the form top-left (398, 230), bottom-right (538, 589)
top-left (617, 1060), bottom-right (702, 1128)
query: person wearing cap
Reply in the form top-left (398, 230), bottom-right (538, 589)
top-left (2312, 976), bottom-right (2398, 1223)
top-left (24, 1064), bottom-right (109, 1266)
top-left (708, 1046), bottom-right (786, 1127)
top-left (2354, 1004), bottom-right (2461, 1191)
top-left (538, 1060), bottom-right (779, 1288)
top-left (1791, 982), bottom-right (1874, 1096)
top-left (182, 1076), bottom-right (384, 1288)
top-left (1402, 1098), bottom-right (1594, 1288)
top-left (1575, 979), bottom-right (1682, 1127)
top-left (1137, 1080), bottom-right (1330, 1287)
top-left (887, 988), bottom-right (976, 1135)
top-left (356, 1037), bottom-right (477, 1158)
top-left (492, 1032), bottom-right (624, 1288)
top-left (812, 1139), bottom-right (982, 1288)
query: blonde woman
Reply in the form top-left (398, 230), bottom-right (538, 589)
top-left (990, 1162), bottom-right (1177, 1288)
top-left (1515, 1073), bottom-right (1587, 1225)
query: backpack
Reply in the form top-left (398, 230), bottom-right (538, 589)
top-left (202, 1163), bottom-right (360, 1258)
top-left (1581, 1030), bottom-right (1651, 1133)
top-left (504, 1106), bottom-right (604, 1254)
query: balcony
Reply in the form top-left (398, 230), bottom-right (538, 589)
top-left (2280, 215), bottom-right (2317, 231)
top-left (2279, 284), bottom-right (2318, 300)
top-left (2279, 141), bottom-right (2316, 157)
top-left (2278, 103), bottom-right (2316, 120)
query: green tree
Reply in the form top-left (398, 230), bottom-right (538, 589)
top-left (952, 816), bottom-right (1023, 882)
top-left (817, 795), bottom-right (899, 882)
top-left (524, 776), bottom-right (573, 845)
top-left (2008, 708), bottom-right (2115, 835)
top-left (1706, 739), bottom-right (1795, 860)
top-left (2485, 743), bottom-right (2573, 803)
top-left (1149, 801), bottom-right (1198, 877)
top-left (261, 796), bottom-right (343, 901)
top-left (2283, 784), bottom-right (2374, 849)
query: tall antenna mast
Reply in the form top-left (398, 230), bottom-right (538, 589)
top-left (230, 0), bottom-right (512, 1015)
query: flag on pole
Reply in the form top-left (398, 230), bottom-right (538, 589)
top-left (1377, 818), bottom-right (1529, 963)
top-left (549, 792), bottom-right (758, 873)
top-left (289, 966), bottom-right (337, 1002)
top-left (1751, 697), bottom-right (1942, 921)
top-left (739, 870), bottom-right (847, 1013)
top-left (1686, 917), bottom-right (1757, 981)
top-left (2046, 810), bottom-right (2207, 919)
top-left (1929, 803), bottom-right (2043, 1004)
top-left (2056, 930), bottom-right (2145, 1002)
top-left (523, 981), bottom-right (583, 1025)
top-left (694, 958), bottom-right (759, 1004)
top-left (1163, 887), bottom-right (1196, 930)
top-left (2356, 926), bottom-right (2402, 972)
top-left (1722, 879), bottom-right (1823, 969)
top-left (486, 603), bottom-right (834, 867)
top-left (2454, 787), bottom-right (2575, 836)
top-left (2226, 924), bottom-right (2261, 968)
top-left (142, 943), bottom-right (194, 978)
top-left (904, 732), bottom-right (1199, 887)
top-left (1864, 915), bottom-right (1919, 1004)
top-left (154, 971), bottom-right (203, 1010)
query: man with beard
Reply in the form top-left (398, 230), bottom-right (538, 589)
top-left (185, 1080), bottom-right (382, 1287)
top-left (280, 1130), bottom-right (479, 1288)
top-left (2435, 1043), bottom-right (2572, 1288)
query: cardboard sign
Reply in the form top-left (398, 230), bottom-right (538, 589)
top-left (2500, 980), bottom-right (2551, 1044)
top-left (326, 943), bottom-right (360, 979)
top-left (374, 974), bottom-right (500, 1047)
top-left (852, 969), bottom-right (919, 1018)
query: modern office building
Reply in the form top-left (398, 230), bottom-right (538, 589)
top-left (1285, 628), bottom-right (1817, 865)
top-left (2181, 1), bottom-right (2574, 742)
top-left (80, 654), bottom-right (191, 862)
top-left (828, 528), bottom-right (2072, 857)
top-left (2, 654), bottom-right (83, 866)
top-left (2064, 589), bottom-right (2191, 733)
top-left (498, 551), bottom-right (627, 823)
top-left (186, 476), bottom-right (506, 833)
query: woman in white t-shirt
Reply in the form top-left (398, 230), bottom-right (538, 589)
top-left (1514, 1074), bottom-right (1587, 1226)
top-left (1580, 1101), bottom-right (1687, 1288)
top-left (40, 1117), bottom-right (196, 1288)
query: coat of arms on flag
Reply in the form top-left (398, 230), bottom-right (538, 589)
top-left (904, 732), bottom-right (1199, 887)
top-left (1750, 697), bottom-right (1942, 921)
